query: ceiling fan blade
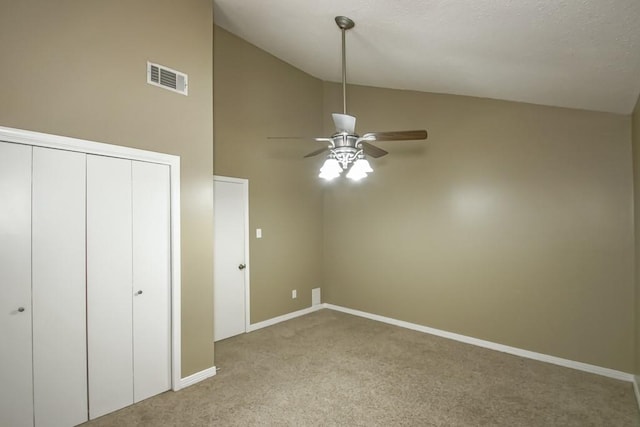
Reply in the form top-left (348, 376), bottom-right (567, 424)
top-left (267, 137), bottom-right (309, 142)
top-left (303, 147), bottom-right (329, 158)
top-left (361, 130), bottom-right (428, 142)
top-left (267, 136), bottom-right (333, 143)
top-left (361, 142), bottom-right (388, 158)
top-left (267, 136), bottom-right (309, 140)
top-left (332, 113), bottom-right (356, 133)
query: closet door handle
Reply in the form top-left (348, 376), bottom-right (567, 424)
top-left (135, 290), bottom-right (143, 296)
top-left (17, 307), bottom-right (25, 313)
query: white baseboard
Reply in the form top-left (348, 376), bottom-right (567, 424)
top-left (247, 305), bottom-right (324, 332)
top-left (633, 375), bottom-right (640, 411)
top-left (322, 303), bottom-right (634, 382)
top-left (177, 366), bottom-right (217, 390)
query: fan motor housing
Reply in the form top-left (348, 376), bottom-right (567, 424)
top-left (332, 133), bottom-right (359, 148)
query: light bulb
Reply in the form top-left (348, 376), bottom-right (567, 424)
top-left (319, 169), bottom-right (340, 180)
top-left (346, 164), bottom-right (367, 181)
top-left (320, 158), bottom-right (341, 174)
top-left (354, 158), bottom-right (373, 173)
top-left (319, 157), bottom-right (342, 180)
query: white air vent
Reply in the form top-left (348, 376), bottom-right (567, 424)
top-left (147, 62), bottom-right (188, 95)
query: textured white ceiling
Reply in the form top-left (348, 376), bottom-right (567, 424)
top-left (214, 0), bottom-right (640, 114)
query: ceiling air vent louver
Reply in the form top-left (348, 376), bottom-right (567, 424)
top-left (147, 62), bottom-right (188, 96)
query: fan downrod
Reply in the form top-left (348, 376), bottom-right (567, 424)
top-left (335, 16), bottom-right (355, 30)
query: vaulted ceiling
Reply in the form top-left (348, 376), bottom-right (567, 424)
top-left (214, 0), bottom-right (640, 114)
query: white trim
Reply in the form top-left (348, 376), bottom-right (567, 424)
top-left (247, 305), bottom-right (324, 332)
top-left (178, 366), bottom-right (216, 389)
top-left (322, 303), bottom-right (634, 382)
top-left (0, 126), bottom-right (177, 164)
top-left (213, 175), bottom-right (251, 335)
top-left (170, 162), bottom-right (182, 391)
top-left (0, 125), bottom-right (184, 391)
top-left (634, 375), bottom-right (640, 411)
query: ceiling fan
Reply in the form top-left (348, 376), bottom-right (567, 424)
top-left (272, 16), bottom-right (428, 181)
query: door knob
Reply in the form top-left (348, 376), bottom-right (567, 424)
top-left (136, 290), bottom-right (143, 295)
top-left (17, 307), bottom-right (25, 313)
top-left (238, 264), bottom-right (246, 270)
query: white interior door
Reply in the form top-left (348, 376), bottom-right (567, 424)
top-left (213, 177), bottom-right (249, 342)
top-left (32, 147), bottom-right (88, 427)
top-left (132, 161), bottom-right (171, 403)
top-left (0, 142), bottom-right (33, 427)
top-left (87, 155), bottom-right (134, 419)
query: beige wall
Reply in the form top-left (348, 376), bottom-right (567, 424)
top-left (3, 1), bottom-right (634, 377)
top-left (213, 27), bottom-right (324, 323)
top-left (0, 0), bottom-right (214, 377)
top-left (633, 95), bottom-right (640, 375)
top-left (323, 83), bottom-right (635, 372)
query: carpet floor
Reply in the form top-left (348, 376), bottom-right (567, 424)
top-left (85, 309), bottom-right (639, 426)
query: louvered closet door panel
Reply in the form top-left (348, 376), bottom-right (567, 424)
top-left (87, 155), bottom-right (134, 419)
top-left (32, 147), bottom-right (88, 427)
top-left (132, 161), bottom-right (171, 402)
top-left (0, 142), bottom-right (33, 427)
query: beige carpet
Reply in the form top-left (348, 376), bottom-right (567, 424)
top-left (85, 309), bottom-right (639, 426)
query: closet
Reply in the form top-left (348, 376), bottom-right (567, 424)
top-left (0, 139), bottom-right (172, 426)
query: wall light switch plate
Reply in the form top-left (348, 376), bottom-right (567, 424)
top-left (292, 289), bottom-right (297, 299)
top-left (256, 228), bottom-right (262, 239)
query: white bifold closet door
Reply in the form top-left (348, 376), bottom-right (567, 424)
top-left (132, 161), bottom-right (171, 403)
top-left (32, 147), bottom-right (88, 427)
top-left (87, 155), bottom-right (134, 419)
top-left (0, 142), bottom-right (33, 427)
top-left (87, 155), bottom-right (171, 419)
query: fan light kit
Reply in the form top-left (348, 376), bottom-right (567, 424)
top-left (270, 16), bottom-right (428, 181)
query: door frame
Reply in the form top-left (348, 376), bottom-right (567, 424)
top-left (0, 125), bottom-right (184, 391)
top-left (213, 175), bottom-right (251, 333)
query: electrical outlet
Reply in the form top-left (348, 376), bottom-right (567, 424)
top-left (292, 289), bottom-right (297, 299)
